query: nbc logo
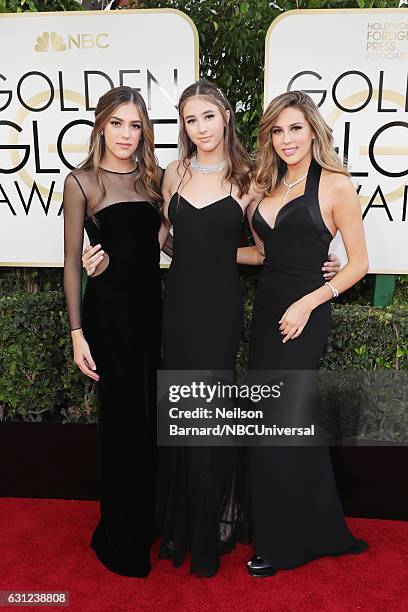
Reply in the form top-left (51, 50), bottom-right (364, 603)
top-left (34, 31), bottom-right (109, 51)
top-left (34, 32), bottom-right (66, 52)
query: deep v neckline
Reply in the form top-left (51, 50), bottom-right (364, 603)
top-left (257, 193), bottom-right (304, 232)
top-left (257, 160), bottom-right (317, 231)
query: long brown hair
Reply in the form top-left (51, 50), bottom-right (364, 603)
top-left (177, 80), bottom-right (253, 197)
top-left (255, 90), bottom-right (348, 195)
top-left (79, 86), bottom-right (162, 216)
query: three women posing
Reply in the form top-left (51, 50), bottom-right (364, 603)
top-left (67, 82), bottom-right (368, 578)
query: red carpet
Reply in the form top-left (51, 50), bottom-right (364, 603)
top-left (1, 498), bottom-right (407, 611)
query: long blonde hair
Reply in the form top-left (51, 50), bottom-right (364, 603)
top-left (177, 80), bottom-right (253, 197)
top-left (79, 86), bottom-right (162, 216)
top-left (255, 90), bottom-right (348, 195)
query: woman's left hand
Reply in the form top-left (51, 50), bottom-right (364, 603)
top-left (279, 297), bottom-right (313, 343)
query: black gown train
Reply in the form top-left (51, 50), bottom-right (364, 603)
top-left (63, 167), bottom-right (162, 577)
top-left (248, 159), bottom-right (365, 569)
top-left (157, 177), bottom-right (245, 577)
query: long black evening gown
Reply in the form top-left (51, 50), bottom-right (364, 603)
top-left (248, 159), bottom-right (365, 569)
top-left (157, 175), bottom-right (245, 577)
top-left (63, 167), bottom-right (162, 577)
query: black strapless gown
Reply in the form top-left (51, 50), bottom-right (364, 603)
top-left (248, 159), bottom-right (364, 568)
top-left (157, 189), bottom-right (245, 577)
top-left (82, 201), bottom-right (162, 577)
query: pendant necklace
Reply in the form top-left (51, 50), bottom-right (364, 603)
top-left (190, 155), bottom-right (227, 175)
top-left (282, 171), bottom-right (308, 205)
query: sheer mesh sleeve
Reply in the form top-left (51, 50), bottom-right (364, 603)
top-left (162, 231), bottom-right (173, 258)
top-left (63, 173), bottom-right (86, 331)
top-left (158, 166), bottom-right (164, 184)
top-left (157, 166), bottom-right (175, 258)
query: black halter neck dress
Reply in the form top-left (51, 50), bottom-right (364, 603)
top-left (248, 159), bottom-right (367, 569)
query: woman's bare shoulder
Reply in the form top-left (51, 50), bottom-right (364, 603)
top-left (321, 169), bottom-right (352, 189)
top-left (321, 169), bottom-right (358, 209)
top-left (165, 159), bottom-right (186, 178)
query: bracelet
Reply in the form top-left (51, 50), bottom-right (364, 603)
top-left (325, 281), bottom-right (339, 298)
top-left (71, 327), bottom-right (82, 332)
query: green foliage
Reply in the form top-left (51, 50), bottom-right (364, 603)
top-left (323, 304), bottom-right (408, 370)
top-left (145, 0), bottom-right (402, 150)
top-left (0, 268), bottom-right (63, 295)
top-left (0, 0), bottom-right (82, 12)
top-left (394, 275), bottom-right (408, 306)
top-left (236, 278), bottom-right (407, 442)
top-left (321, 305), bottom-right (408, 441)
top-left (146, 0), bottom-right (278, 150)
top-left (0, 291), bottom-right (95, 422)
top-left (237, 275), bottom-right (408, 374)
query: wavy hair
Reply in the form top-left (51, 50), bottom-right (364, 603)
top-left (255, 90), bottom-right (348, 195)
top-left (177, 80), bottom-right (253, 197)
top-left (79, 86), bottom-right (162, 217)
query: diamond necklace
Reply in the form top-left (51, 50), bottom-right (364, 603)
top-left (282, 171), bottom-right (308, 205)
top-left (190, 155), bottom-right (227, 175)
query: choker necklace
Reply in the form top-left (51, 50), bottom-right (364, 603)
top-left (282, 171), bottom-right (308, 204)
top-left (190, 155), bottom-right (227, 175)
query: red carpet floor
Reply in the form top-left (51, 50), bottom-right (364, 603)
top-left (0, 498), bottom-right (407, 612)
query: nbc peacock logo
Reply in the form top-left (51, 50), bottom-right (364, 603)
top-left (33, 31), bottom-right (109, 51)
top-left (34, 32), bottom-right (67, 52)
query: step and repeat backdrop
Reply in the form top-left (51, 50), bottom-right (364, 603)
top-left (265, 8), bottom-right (408, 273)
top-left (0, 8), bottom-right (407, 272)
top-left (0, 9), bottom-right (198, 266)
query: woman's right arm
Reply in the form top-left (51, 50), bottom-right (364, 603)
top-left (63, 174), bottom-right (99, 381)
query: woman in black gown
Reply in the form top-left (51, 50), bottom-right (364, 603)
top-left (246, 91), bottom-right (369, 577)
top-left (63, 87), bottom-right (165, 577)
top-left (156, 81), bottom-right (256, 577)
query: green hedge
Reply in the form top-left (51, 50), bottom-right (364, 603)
top-left (0, 291), bottom-right (95, 423)
top-left (1, 285), bottom-right (406, 433)
top-left (236, 276), bottom-right (408, 373)
top-left (235, 277), bottom-right (407, 443)
top-left (145, 0), bottom-right (403, 151)
top-left (0, 0), bottom-right (81, 14)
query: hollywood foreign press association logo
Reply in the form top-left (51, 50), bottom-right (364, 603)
top-left (34, 32), bottom-right (66, 52)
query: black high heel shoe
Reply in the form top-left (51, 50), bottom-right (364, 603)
top-left (246, 554), bottom-right (277, 578)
